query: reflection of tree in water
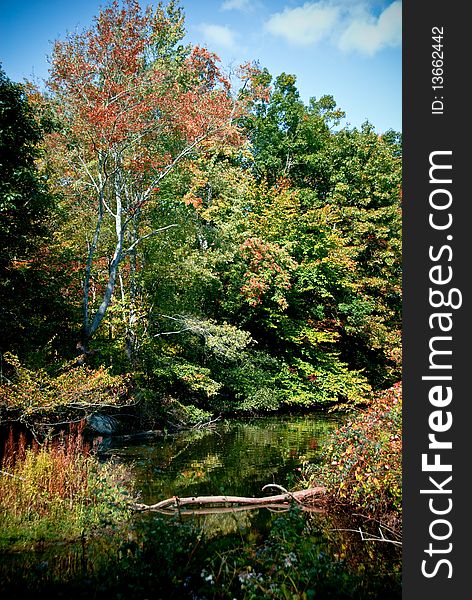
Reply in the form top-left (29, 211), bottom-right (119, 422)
top-left (105, 415), bottom-right (342, 503)
top-left (0, 533), bottom-right (122, 592)
top-left (0, 506), bottom-right (400, 599)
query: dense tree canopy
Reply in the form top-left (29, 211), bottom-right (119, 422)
top-left (0, 67), bottom-right (71, 357)
top-left (0, 0), bottom-right (401, 422)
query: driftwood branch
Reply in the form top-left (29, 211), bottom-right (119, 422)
top-left (145, 503), bottom-right (325, 516)
top-left (131, 486), bottom-right (325, 514)
top-left (330, 526), bottom-right (402, 546)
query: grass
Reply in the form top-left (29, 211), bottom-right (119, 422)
top-left (0, 424), bottom-right (135, 551)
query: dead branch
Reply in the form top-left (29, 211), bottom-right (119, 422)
top-left (148, 503), bottom-right (325, 516)
top-left (330, 526), bottom-right (402, 546)
top-left (131, 486), bottom-right (325, 513)
top-left (192, 415), bottom-right (222, 430)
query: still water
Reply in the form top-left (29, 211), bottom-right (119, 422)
top-left (1, 413), bottom-right (402, 598)
top-left (105, 413), bottom-right (341, 503)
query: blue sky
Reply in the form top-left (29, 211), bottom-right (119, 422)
top-left (0, 0), bottom-right (401, 132)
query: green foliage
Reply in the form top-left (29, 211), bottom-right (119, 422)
top-left (283, 355), bottom-right (372, 407)
top-left (242, 72), bottom-right (344, 188)
top-left (0, 13), bottom-right (401, 422)
top-left (0, 353), bottom-right (131, 424)
top-left (174, 317), bottom-right (253, 362)
top-left (163, 397), bottom-right (213, 426)
top-left (217, 350), bottom-right (285, 412)
top-left (237, 80), bottom-right (402, 388)
top-left (165, 361), bottom-right (222, 397)
top-left (0, 67), bottom-right (75, 358)
top-left (218, 350), bottom-right (369, 412)
top-left (0, 67), bottom-right (51, 248)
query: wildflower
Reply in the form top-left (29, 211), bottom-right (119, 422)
top-left (284, 552), bottom-right (297, 567)
top-left (201, 569), bottom-right (214, 583)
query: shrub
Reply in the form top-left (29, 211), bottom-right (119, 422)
top-left (311, 383), bottom-right (402, 520)
top-left (0, 352), bottom-right (131, 425)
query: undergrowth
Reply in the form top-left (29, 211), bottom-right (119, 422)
top-left (301, 383), bottom-right (402, 525)
top-left (0, 425), bottom-right (135, 551)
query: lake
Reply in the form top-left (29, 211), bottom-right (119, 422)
top-left (0, 413), bottom-right (401, 598)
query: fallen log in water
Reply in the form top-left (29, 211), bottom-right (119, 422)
top-left (148, 503), bottom-right (325, 516)
top-left (131, 484), bottom-right (326, 513)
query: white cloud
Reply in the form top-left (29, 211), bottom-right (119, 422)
top-left (265, 2), bottom-right (340, 46)
top-left (221, 0), bottom-right (252, 11)
top-left (198, 23), bottom-right (238, 50)
top-left (265, 1), bottom-right (402, 55)
top-left (338, 1), bottom-right (402, 55)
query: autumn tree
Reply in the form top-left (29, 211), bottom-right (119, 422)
top-left (46, 0), bottom-right (255, 356)
top-left (132, 68), bottom-right (401, 413)
top-left (318, 124), bottom-right (402, 383)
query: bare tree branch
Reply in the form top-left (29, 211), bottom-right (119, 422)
top-left (123, 224), bottom-right (178, 255)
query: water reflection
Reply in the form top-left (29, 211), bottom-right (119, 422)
top-left (0, 413), bottom-right (401, 598)
top-left (103, 413), bottom-right (341, 504)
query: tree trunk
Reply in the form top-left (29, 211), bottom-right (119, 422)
top-left (132, 487), bottom-right (326, 513)
top-left (125, 213), bottom-right (139, 363)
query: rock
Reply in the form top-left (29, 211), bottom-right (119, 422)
top-left (87, 414), bottom-right (118, 435)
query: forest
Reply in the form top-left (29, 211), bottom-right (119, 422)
top-left (0, 1), bottom-right (402, 597)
